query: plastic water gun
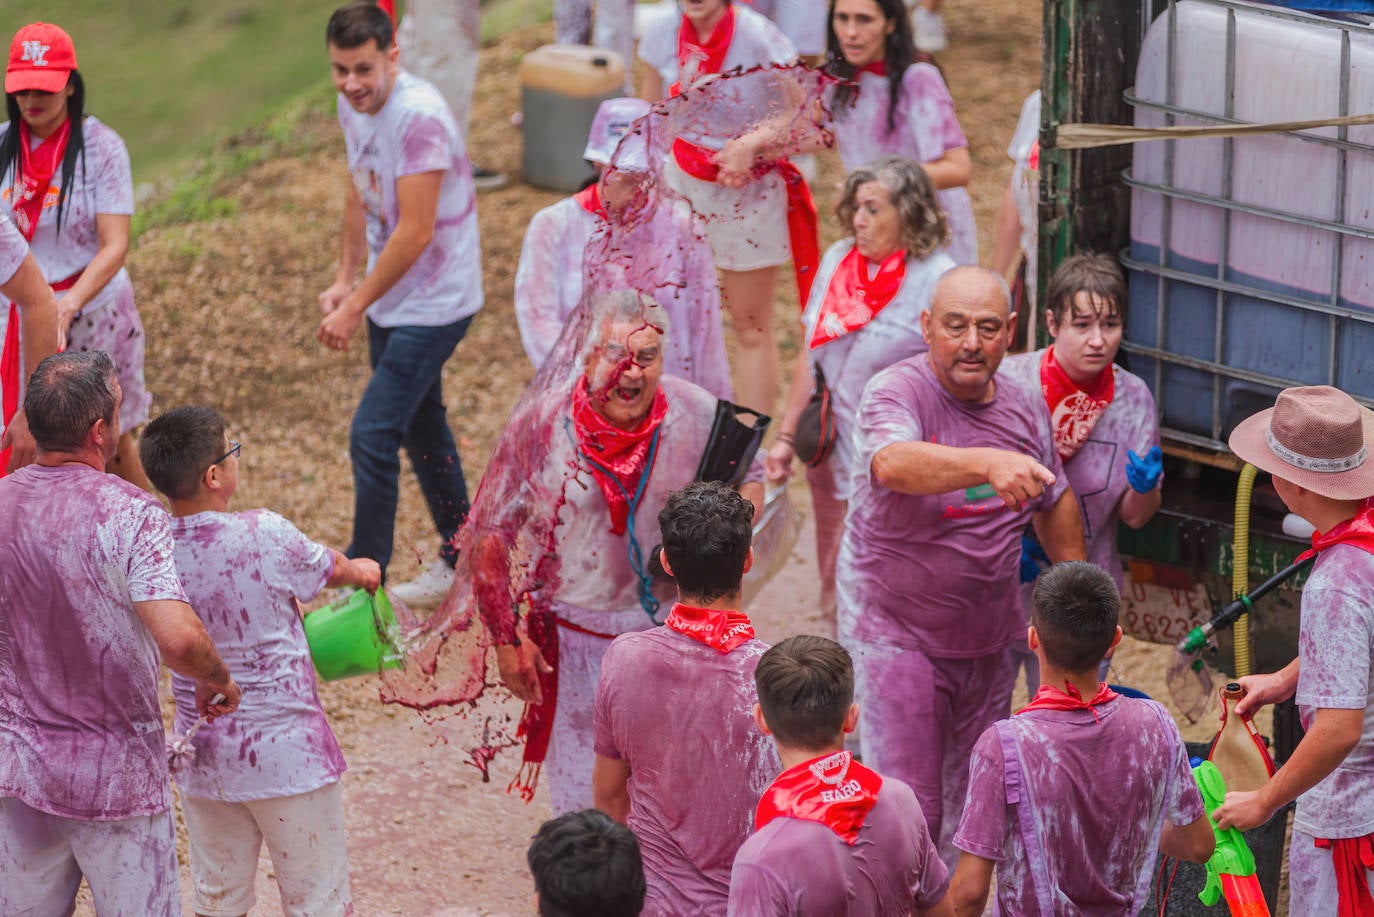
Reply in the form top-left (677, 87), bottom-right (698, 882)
top-left (1192, 760), bottom-right (1271, 916)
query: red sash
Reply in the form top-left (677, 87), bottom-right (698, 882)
top-left (1018, 681), bottom-right (1118, 721)
top-left (1297, 500), bottom-right (1374, 562)
top-left (573, 182), bottom-right (608, 221)
top-left (1314, 834), bottom-right (1374, 917)
top-left (663, 602), bottom-right (755, 653)
top-left (0, 303), bottom-right (17, 472)
top-left (10, 118), bottom-right (69, 242)
top-left (809, 246), bottom-right (905, 348)
top-left (1040, 345), bottom-right (1114, 460)
top-left (670, 136), bottom-right (820, 307)
top-left (571, 375), bottom-right (668, 535)
top-left (755, 751), bottom-right (882, 845)
top-left (671, 6), bottom-right (736, 96)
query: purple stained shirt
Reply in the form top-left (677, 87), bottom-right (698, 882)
top-left (594, 625), bottom-right (781, 916)
top-left (0, 464), bottom-right (188, 820)
top-left (1292, 543), bottom-right (1374, 839)
top-left (728, 776), bottom-right (950, 916)
top-left (338, 71), bottom-right (482, 327)
top-left (1000, 352), bottom-right (1160, 589)
top-left (954, 698), bottom-right (1206, 915)
top-left (838, 355), bottom-right (1068, 657)
top-left (834, 67), bottom-right (977, 265)
top-left (167, 509), bottom-right (346, 802)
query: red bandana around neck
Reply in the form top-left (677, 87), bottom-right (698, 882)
top-left (1018, 681), bottom-right (1119, 722)
top-left (571, 376), bottom-right (668, 535)
top-left (663, 602), bottom-right (755, 653)
top-left (755, 751), bottom-right (883, 845)
top-left (810, 246), bottom-right (906, 349)
top-left (1040, 345), bottom-right (1115, 460)
top-left (11, 117), bottom-right (70, 242)
top-left (1297, 499), bottom-right (1374, 562)
top-left (856, 61), bottom-right (887, 77)
top-left (673, 5), bottom-right (736, 94)
top-left (573, 182), bottom-right (608, 221)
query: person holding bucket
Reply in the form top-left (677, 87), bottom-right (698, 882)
top-left (1214, 385), bottom-right (1374, 914)
top-left (140, 405), bottom-right (381, 917)
top-left (764, 156), bottom-right (954, 631)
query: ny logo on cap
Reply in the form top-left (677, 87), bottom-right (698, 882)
top-left (21, 41), bottom-right (50, 66)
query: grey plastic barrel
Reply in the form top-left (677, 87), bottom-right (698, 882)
top-left (519, 45), bottom-right (626, 192)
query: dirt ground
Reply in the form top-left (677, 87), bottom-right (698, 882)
top-left (68, 1), bottom-right (1272, 913)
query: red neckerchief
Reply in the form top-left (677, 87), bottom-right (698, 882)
top-left (1040, 345), bottom-right (1115, 460)
top-left (755, 751), bottom-right (883, 845)
top-left (1297, 500), bottom-right (1374, 562)
top-left (856, 61), bottom-right (887, 77)
top-left (571, 375), bottom-right (668, 535)
top-left (1018, 681), bottom-right (1119, 724)
top-left (810, 246), bottom-right (906, 349)
top-left (663, 602), bottom-right (755, 653)
top-left (573, 182), bottom-right (608, 221)
top-left (1314, 834), bottom-right (1374, 917)
top-left (11, 118), bottom-right (69, 242)
top-left (671, 5), bottom-right (736, 96)
top-left (670, 137), bottom-right (819, 307)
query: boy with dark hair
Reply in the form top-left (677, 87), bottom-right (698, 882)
top-left (529, 809), bottom-right (646, 917)
top-left (729, 635), bottom-right (952, 916)
top-left (949, 561), bottom-right (1213, 916)
top-left (140, 405), bottom-right (381, 917)
top-left (593, 481), bottom-right (780, 915)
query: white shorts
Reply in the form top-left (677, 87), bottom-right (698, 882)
top-left (0, 796), bottom-right (179, 917)
top-left (771, 0), bottom-right (828, 56)
top-left (663, 155), bottom-right (791, 272)
top-left (181, 781), bottom-right (352, 917)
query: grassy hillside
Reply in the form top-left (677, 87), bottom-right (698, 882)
top-left (2, 1), bottom-right (341, 180)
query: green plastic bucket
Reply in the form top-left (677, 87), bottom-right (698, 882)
top-left (303, 588), bottom-right (405, 681)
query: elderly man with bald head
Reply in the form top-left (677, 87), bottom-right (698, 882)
top-left (837, 265), bottom-right (1086, 868)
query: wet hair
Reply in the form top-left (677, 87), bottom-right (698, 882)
top-left (825, 0), bottom-right (930, 134)
top-left (1045, 252), bottom-right (1128, 328)
top-left (140, 406), bottom-right (229, 501)
top-left (658, 481), bottom-right (754, 603)
top-left (0, 70), bottom-right (87, 232)
top-left (585, 289), bottom-right (671, 354)
top-left (528, 810), bottom-right (645, 917)
top-left (24, 351), bottom-right (116, 453)
top-left (836, 155), bottom-right (949, 259)
top-left (755, 635), bottom-right (854, 752)
top-left (326, 2), bottom-right (394, 51)
top-left (1031, 561), bottom-right (1121, 674)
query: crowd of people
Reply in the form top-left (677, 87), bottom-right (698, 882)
top-left (0, 1), bottom-right (1370, 916)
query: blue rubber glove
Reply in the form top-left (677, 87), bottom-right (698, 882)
top-left (1019, 534), bottom-right (1050, 584)
top-left (1126, 446), bottom-right (1164, 494)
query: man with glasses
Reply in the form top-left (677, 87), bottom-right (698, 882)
top-left (836, 265), bottom-right (1085, 870)
top-left (0, 352), bottom-right (241, 915)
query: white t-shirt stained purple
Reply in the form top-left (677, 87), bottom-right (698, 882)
top-left (835, 66), bottom-right (977, 265)
top-left (594, 625), bottom-right (780, 916)
top-left (1293, 543), bottom-right (1374, 839)
top-left (801, 239), bottom-right (955, 499)
top-left (1000, 352), bottom-right (1160, 590)
top-left (954, 698), bottom-right (1206, 915)
top-left (840, 355), bottom-right (1067, 657)
top-left (728, 776), bottom-right (950, 916)
top-left (168, 509), bottom-right (344, 802)
top-left (337, 71), bottom-right (482, 327)
top-left (0, 463), bottom-right (188, 820)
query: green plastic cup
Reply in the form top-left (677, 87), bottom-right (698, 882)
top-left (303, 588), bottom-right (405, 681)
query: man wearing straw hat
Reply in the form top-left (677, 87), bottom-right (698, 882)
top-left (1216, 385), bottom-right (1374, 914)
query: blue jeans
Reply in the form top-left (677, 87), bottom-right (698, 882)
top-left (348, 317), bottom-right (472, 575)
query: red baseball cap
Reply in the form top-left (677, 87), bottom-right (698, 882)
top-left (6, 23), bottom-right (78, 95)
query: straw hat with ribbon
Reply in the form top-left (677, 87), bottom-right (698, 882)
top-left (1228, 386), bottom-right (1374, 500)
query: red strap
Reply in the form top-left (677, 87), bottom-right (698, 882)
top-left (671, 137), bottom-right (820, 307)
top-left (50, 269), bottom-right (82, 293)
top-left (0, 302), bottom-right (18, 475)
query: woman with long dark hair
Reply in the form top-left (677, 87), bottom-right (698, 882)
top-left (826, 0), bottom-right (977, 264)
top-left (1, 22), bottom-right (150, 487)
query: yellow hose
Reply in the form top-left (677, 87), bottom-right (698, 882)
top-left (1233, 463), bottom-right (1257, 677)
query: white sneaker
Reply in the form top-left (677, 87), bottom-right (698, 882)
top-left (387, 559), bottom-right (456, 608)
top-left (913, 6), bottom-right (948, 53)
